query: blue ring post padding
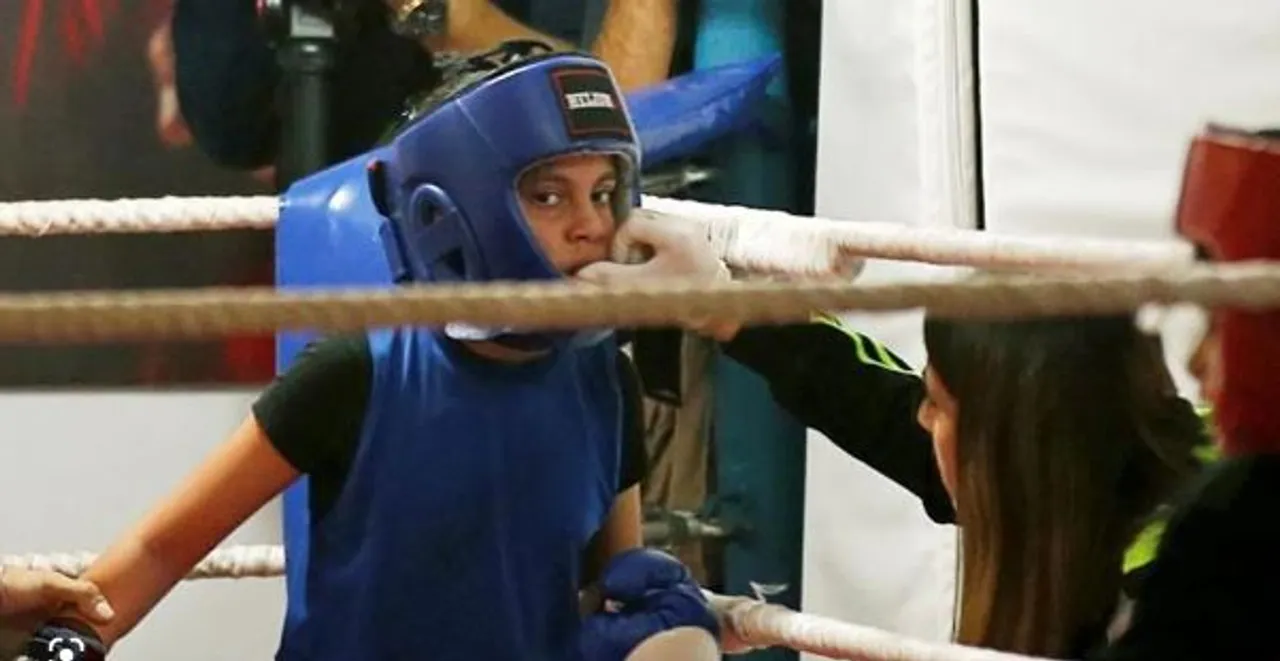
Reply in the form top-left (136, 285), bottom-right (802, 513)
top-left (627, 55), bottom-right (783, 169)
top-left (276, 151), bottom-right (397, 631)
top-left (694, 3), bottom-right (806, 661)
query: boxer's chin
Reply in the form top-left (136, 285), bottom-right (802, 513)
top-left (624, 627), bottom-right (720, 661)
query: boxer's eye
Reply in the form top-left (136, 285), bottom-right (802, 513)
top-left (531, 191), bottom-right (564, 206)
top-left (591, 188), bottom-right (615, 206)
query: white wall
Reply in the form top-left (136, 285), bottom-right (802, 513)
top-left (0, 392), bottom-right (283, 661)
top-left (808, 0), bottom-right (1280, 652)
top-left (804, 0), bottom-right (964, 649)
top-left (979, 0), bottom-right (1280, 394)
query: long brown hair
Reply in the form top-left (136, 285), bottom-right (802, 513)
top-left (923, 314), bottom-right (1203, 656)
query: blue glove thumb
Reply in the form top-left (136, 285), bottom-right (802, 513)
top-left (598, 549), bottom-right (694, 603)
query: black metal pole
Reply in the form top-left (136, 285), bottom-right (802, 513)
top-left (273, 2), bottom-right (337, 188)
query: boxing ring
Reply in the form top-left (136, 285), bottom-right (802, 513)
top-left (0, 190), bottom-right (1274, 660)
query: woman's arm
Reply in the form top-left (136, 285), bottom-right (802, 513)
top-left (721, 318), bottom-right (955, 523)
top-left (585, 0), bottom-right (679, 90)
top-left (78, 417), bottom-right (299, 645)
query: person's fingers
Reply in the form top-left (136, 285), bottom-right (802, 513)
top-left (613, 213), bottom-right (670, 248)
top-left (616, 213), bottom-right (702, 253)
top-left (39, 574), bottom-right (115, 623)
top-left (574, 261), bottom-right (641, 284)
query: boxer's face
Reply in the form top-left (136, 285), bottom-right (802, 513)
top-left (918, 366), bottom-right (960, 502)
top-left (1187, 314), bottom-right (1223, 404)
top-left (516, 153), bottom-right (620, 275)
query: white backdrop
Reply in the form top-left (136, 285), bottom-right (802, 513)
top-left (804, 0), bottom-right (965, 647)
top-left (807, 0), bottom-right (1280, 653)
top-left (979, 0), bottom-right (1280, 395)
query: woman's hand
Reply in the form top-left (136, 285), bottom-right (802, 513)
top-left (0, 567), bottom-right (114, 625)
top-left (576, 213), bottom-right (742, 342)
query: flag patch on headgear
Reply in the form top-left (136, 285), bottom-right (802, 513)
top-left (550, 67), bottom-right (632, 139)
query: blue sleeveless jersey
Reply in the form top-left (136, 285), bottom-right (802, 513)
top-left (277, 328), bottom-right (626, 661)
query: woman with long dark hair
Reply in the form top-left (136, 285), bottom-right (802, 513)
top-left (706, 312), bottom-right (1208, 656)
top-left (678, 308), bottom-right (1202, 659)
top-left (916, 315), bottom-right (1203, 653)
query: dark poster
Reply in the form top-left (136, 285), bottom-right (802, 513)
top-left (0, 0), bottom-right (275, 387)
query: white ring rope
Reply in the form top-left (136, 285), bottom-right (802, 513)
top-left (0, 194), bottom-right (1193, 275)
top-left (0, 546), bottom-right (284, 581)
top-left (1, 547), bottom-right (1037, 661)
top-left (0, 196), bottom-right (277, 236)
top-left (708, 595), bottom-right (1037, 661)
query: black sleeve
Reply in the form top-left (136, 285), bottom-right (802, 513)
top-left (616, 350), bottom-right (647, 492)
top-left (251, 335), bottom-right (372, 479)
top-left (722, 319), bottom-right (955, 524)
top-left (1093, 455), bottom-right (1280, 661)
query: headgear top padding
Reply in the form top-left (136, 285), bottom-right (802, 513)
top-left (1175, 125), bottom-right (1280, 455)
top-left (371, 41), bottom-right (641, 350)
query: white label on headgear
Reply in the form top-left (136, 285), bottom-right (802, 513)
top-left (550, 67), bottom-right (631, 139)
top-left (563, 91), bottom-right (616, 110)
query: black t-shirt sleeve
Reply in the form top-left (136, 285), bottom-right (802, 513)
top-left (616, 350), bottom-right (647, 492)
top-left (722, 319), bottom-right (955, 524)
top-left (251, 335), bottom-right (372, 479)
top-left (1093, 455), bottom-right (1280, 661)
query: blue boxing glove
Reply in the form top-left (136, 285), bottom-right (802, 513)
top-left (577, 549), bottom-right (720, 661)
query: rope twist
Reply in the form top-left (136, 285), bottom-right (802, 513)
top-left (0, 195), bottom-right (1192, 275)
top-left (0, 263), bottom-right (1276, 343)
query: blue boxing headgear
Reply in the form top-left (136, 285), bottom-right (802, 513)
top-left (370, 41), bottom-right (641, 351)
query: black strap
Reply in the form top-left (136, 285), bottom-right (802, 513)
top-left (432, 40), bottom-right (556, 80)
top-left (24, 622), bottom-right (106, 661)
